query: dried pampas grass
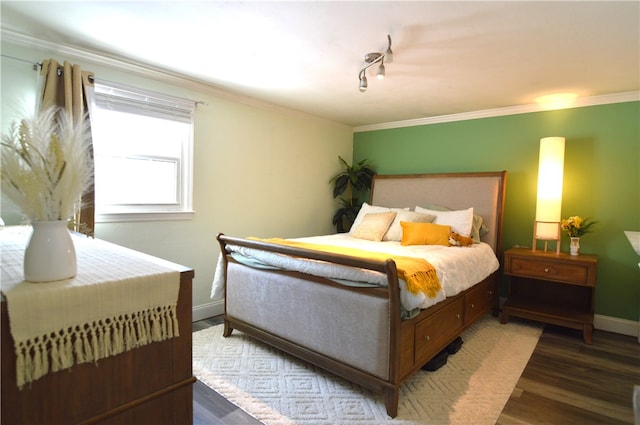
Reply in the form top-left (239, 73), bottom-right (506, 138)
top-left (1, 106), bottom-right (93, 222)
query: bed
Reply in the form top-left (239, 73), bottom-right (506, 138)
top-left (214, 171), bottom-right (506, 418)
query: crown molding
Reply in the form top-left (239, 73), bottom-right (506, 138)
top-left (353, 91), bottom-right (640, 133)
top-left (1, 28), bottom-right (203, 87)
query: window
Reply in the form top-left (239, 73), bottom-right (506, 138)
top-left (90, 80), bottom-right (195, 222)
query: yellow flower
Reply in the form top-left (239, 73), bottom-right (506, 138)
top-left (561, 216), bottom-right (596, 238)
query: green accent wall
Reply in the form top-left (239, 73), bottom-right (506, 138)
top-left (354, 102), bottom-right (640, 322)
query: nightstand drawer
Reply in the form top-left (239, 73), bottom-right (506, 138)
top-left (509, 257), bottom-right (590, 286)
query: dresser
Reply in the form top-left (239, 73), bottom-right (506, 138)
top-left (501, 247), bottom-right (598, 344)
top-left (1, 228), bottom-right (195, 425)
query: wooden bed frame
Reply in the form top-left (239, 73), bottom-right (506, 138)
top-left (217, 171), bottom-right (506, 418)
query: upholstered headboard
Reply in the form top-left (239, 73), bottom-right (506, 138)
top-left (370, 171), bottom-right (507, 254)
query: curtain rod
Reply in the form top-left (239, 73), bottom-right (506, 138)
top-left (0, 53), bottom-right (39, 70)
top-left (34, 61), bottom-right (96, 83)
top-left (0, 54), bottom-right (94, 81)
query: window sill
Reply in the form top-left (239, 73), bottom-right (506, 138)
top-left (96, 211), bottom-right (195, 223)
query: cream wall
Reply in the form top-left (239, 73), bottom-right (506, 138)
top-left (1, 39), bottom-right (353, 319)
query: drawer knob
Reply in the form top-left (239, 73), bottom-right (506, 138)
top-left (456, 313), bottom-right (461, 318)
top-left (424, 335), bottom-right (430, 341)
top-left (544, 268), bottom-right (550, 273)
top-left (470, 304), bottom-right (475, 308)
top-left (489, 290), bottom-right (493, 295)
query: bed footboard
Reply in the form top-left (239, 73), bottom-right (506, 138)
top-left (226, 260), bottom-right (393, 380)
top-left (218, 235), bottom-right (405, 417)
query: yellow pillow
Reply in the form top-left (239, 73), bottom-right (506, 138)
top-left (351, 211), bottom-right (397, 242)
top-left (400, 222), bottom-right (451, 246)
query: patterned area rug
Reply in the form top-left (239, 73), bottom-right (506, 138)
top-left (193, 316), bottom-right (542, 425)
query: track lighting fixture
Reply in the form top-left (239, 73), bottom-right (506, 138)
top-left (358, 35), bottom-right (393, 92)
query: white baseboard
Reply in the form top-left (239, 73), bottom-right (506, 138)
top-left (594, 314), bottom-right (640, 342)
top-left (498, 297), bottom-right (638, 341)
top-left (192, 300), bottom-right (223, 322)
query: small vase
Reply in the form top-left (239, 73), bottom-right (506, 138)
top-left (570, 237), bottom-right (580, 256)
top-left (24, 220), bottom-right (77, 282)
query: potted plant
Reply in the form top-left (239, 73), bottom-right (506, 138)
top-left (1, 106), bottom-right (93, 281)
top-left (330, 156), bottom-right (376, 233)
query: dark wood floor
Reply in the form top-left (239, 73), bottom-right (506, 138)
top-left (192, 317), bottom-right (640, 425)
top-left (497, 324), bottom-right (640, 425)
top-left (192, 316), bottom-right (262, 425)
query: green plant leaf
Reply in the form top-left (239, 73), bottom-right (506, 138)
top-left (332, 174), bottom-right (350, 198)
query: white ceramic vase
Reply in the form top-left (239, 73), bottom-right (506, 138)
top-left (24, 220), bottom-right (77, 282)
top-left (570, 237), bottom-right (580, 256)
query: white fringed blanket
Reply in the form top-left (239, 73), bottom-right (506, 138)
top-left (0, 226), bottom-right (180, 388)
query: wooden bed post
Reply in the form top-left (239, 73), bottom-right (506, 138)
top-left (217, 233), bottom-right (235, 338)
top-left (385, 390), bottom-right (400, 418)
top-left (384, 258), bottom-right (402, 418)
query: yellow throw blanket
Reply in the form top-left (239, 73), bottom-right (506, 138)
top-left (252, 238), bottom-right (441, 298)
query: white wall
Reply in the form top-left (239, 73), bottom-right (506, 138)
top-left (1, 39), bottom-right (353, 319)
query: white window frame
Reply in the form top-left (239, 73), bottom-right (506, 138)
top-left (90, 79), bottom-right (195, 222)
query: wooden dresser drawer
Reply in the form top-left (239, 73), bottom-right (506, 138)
top-left (508, 256), bottom-right (591, 286)
top-left (415, 297), bottom-right (464, 365)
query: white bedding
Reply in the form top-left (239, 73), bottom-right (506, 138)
top-left (211, 234), bottom-right (499, 312)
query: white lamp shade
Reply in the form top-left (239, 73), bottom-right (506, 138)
top-left (535, 137), bottom-right (565, 239)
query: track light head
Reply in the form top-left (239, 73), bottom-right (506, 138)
top-left (376, 62), bottom-right (385, 79)
top-left (359, 73), bottom-right (368, 92)
top-left (385, 34), bottom-right (394, 63)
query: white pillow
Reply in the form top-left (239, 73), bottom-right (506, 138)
top-left (382, 210), bottom-right (435, 241)
top-left (350, 202), bottom-right (409, 233)
top-left (415, 202), bottom-right (487, 243)
top-left (415, 206), bottom-right (474, 237)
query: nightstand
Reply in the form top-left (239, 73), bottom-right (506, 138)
top-left (501, 247), bottom-right (598, 344)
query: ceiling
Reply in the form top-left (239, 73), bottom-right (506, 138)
top-left (1, 1), bottom-right (639, 127)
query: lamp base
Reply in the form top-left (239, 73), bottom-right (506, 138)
top-left (532, 221), bottom-right (561, 255)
